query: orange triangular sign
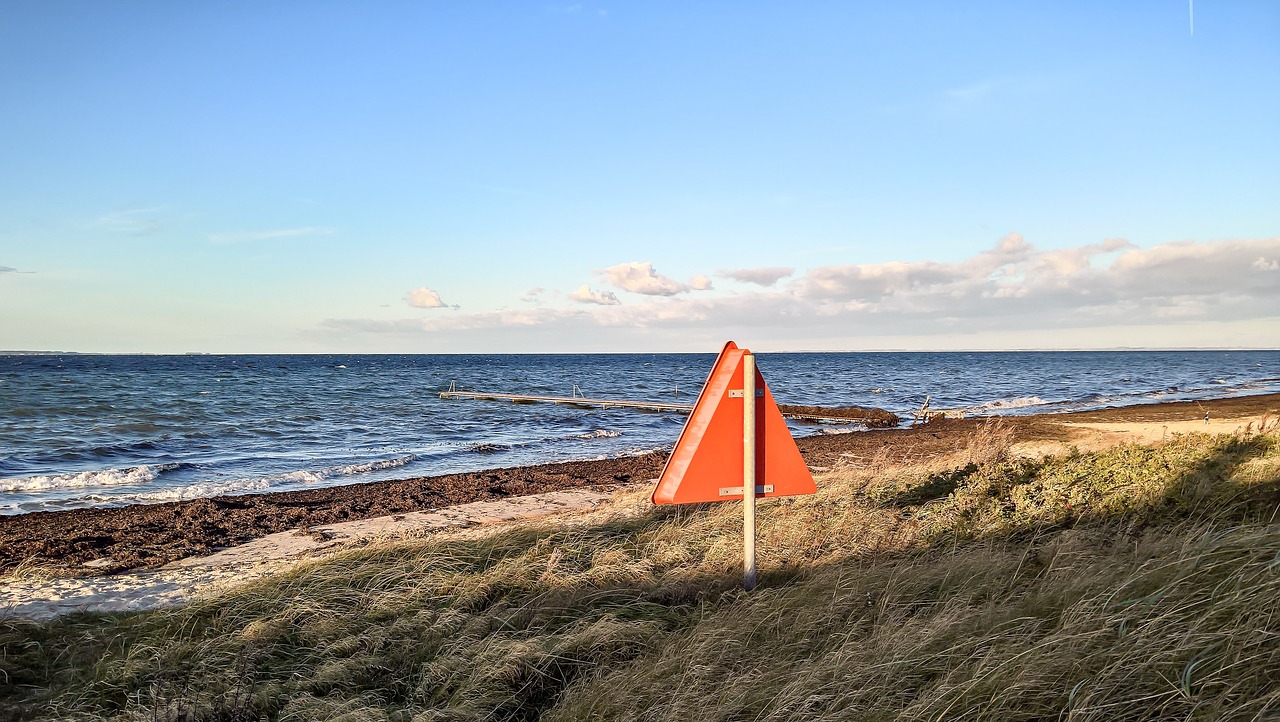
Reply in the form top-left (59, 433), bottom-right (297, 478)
top-left (652, 342), bottom-right (816, 505)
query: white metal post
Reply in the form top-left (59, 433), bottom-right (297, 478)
top-left (743, 353), bottom-right (757, 591)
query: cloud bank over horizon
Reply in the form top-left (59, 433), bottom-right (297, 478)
top-left (322, 234), bottom-right (1280, 351)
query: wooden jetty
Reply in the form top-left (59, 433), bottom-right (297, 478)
top-left (439, 383), bottom-right (887, 424)
top-left (440, 388), bottom-right (693, 413)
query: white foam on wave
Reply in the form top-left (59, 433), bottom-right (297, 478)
top-left (135, 478), bottom-right (272, 503)
top-left (608, 445), bottom-right (670, 459)
top-left (336, 455), bottom-right (417, 474)
top-left (575, 429), bottom-right (623, 440)
top-left (0, 463), bottom-right (181, 493)
top-left (277, 454), bottom-right (419, 484)
top-left (1226, 378), bottom-right (1280, 392)
top-left (970, 396), bottom-right (1050, 412)
top-left (6, 455), bottom-right (420, 511)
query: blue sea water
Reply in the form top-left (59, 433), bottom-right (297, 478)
top-left (1, 351), bottom-right (1278, 515)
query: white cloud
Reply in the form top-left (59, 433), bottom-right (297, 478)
top-left (794, 232), bottom-right (1084, 303)
top-left (569, 284), bottom-right (620, 305)
top-left (1107, 239), bottom-right (1280, 296)
top-left (521, 287), bottom-right (546, 303)
top-left (1251, 257), bottom-right (1278, 272)
top-left (721, 266), bottom-right (794, 286)
top-left (209, 227), bottom-right (336, 244)
top-left (592, 261), bottom-right (715, 295)
top-left (405, 287), bottom-right (447, 309)
top-left (598, 261), bottom-right (689, 296)
top-left (1028, 238), bottom-right (1132, 280)
top-left (798, 259), bottom-right (960, 301)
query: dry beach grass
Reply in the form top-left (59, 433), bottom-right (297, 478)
top-left (2, 414), bottom-right (1278, 721)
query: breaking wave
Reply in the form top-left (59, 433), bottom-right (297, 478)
top-left (134, 478), bottom-right (273, 503)
top-left (0, 456), bottom-right (421, 512)
top-left (0, 463), bottom-right (184, 493)
top-left (574, 429), bottom-right (623, 439)
top-left (273, 455), bottom-right (420, 484)
top-left (969, 396), bottom-right (1051, 413)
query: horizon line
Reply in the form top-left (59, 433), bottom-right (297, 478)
top-left (4, 346), bottom-right (1278, 356)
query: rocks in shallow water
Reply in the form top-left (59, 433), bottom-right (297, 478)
top-left (778, 404), bottom-right (900, 427)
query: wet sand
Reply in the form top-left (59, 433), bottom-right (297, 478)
top-left (2, 393), bottom-right (1277, 578)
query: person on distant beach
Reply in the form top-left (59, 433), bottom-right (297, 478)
top-left (1205, 411), bottom-right (1210, 425)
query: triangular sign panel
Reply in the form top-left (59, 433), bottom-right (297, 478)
top-left (652, 342), bottom-right (816, 505)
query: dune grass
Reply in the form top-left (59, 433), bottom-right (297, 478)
top-left (1, 425), bottom-right (1278, 721)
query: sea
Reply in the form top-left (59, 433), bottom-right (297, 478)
top-left (2, 351), bottom-right (1278, 516)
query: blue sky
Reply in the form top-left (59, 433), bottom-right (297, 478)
top-left (1, 1), bottom-right (1277, 352)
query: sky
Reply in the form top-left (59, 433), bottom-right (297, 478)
top-left (1, 1), bottom-right (1277, 353)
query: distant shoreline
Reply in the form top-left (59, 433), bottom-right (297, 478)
top-left (5, 348), bottom-right (1278, 356)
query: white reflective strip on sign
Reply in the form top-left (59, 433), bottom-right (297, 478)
top-left (718, 484), bottom-right (775, 496)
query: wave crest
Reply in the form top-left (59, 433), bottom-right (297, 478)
top-left (574, 429), bottom-right (623, 440)
top-left (277, 455), bottom-right (419, 483)
top-left (135, 478), bottom-right (271, 503)
top-left (0, 463), bottom-right (182, 493)
top-left (970, 396), bottom-right (1050, 412)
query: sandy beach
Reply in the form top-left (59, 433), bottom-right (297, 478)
top-left (0, 487), bottom-right (624, 621)
top-left (2, 392), bottom-right (1278, 621)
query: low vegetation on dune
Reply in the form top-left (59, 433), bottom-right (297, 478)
top-left (2, 423), bottom-right (1278, 721)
